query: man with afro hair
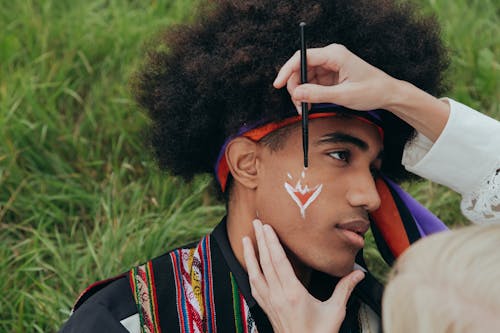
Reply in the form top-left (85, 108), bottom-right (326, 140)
top-left (59, 0), bottom-right (467, 332)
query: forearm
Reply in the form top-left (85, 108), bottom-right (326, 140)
top-left (385, 79), bottom-right (450, 142)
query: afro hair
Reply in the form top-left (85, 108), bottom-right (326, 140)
top-left (132, 0), bottom-right (449, 188)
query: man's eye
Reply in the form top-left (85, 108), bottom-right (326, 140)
top-left (328, 151), bottom-right (350, 162)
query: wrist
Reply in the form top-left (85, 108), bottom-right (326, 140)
top-left (383, 78), bottom-right (416, 117)
top-left (381, 78), bottom-right (450, 141)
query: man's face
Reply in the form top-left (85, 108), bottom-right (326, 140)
top-left (255, 116), bottom-right (383, 277)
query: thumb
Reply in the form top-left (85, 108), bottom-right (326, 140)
top-left (327, 270), bottom-right (365, 308)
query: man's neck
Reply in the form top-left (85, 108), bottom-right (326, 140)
top-left (226, 187), bottom-right (256, 275)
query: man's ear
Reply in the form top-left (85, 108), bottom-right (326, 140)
top-left (225, 137), bottom-right (259, 190)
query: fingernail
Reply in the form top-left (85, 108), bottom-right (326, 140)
top-left (253, 219), bottom-right (262, 229)
top-left (295, 102), bottom-right (302, 115)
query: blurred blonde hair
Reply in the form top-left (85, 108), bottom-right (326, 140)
top-left (382, 224), bottom-right (500, 332)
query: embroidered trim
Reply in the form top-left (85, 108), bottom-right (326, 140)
top-left (130, 262), bottom-right (161, 333)
top-left (231, 273), bottom-right (257, 333)
top-left (129, 234), bottom-right (258, 333)
top-left (171, 251), bottom-right (187, 332)
top-left (231, 272), bottom-right (244, 333)
top-left (168, 235), bottom-right (217, 333)
top-left (201, 236), bottom-right (216, 333)
top-left (171, 249), bottom-right (203, 332)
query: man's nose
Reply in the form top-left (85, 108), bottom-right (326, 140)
top-left (346, 171), bottom-right (381, 212)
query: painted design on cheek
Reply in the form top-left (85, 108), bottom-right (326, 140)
top-left (284, 170), bottom-right (323, 219)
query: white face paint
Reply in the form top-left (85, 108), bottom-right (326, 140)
top-left (284, 169), bottom-right (323, 219)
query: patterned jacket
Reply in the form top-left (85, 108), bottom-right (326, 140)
top-left (59, 219), bottom-right (383, 333)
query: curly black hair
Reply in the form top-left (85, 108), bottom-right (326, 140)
top-left (132, 0), bottom-right (449, 189)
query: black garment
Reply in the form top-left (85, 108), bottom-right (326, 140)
top-left (59, 276), bottom-right (136, 332)
top-left (59, 218), bottom-right (383, 332)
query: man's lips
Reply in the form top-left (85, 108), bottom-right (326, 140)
top-left (335, 220), bottom-right (370, 248)
top-left (335, 219), bottom-right (370, 236)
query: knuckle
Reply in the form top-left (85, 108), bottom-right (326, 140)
top-left (329, 43), bottom-right (346, 52)
top-left (327, 43), bottom-right (348, 66)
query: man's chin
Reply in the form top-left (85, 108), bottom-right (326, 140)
top-left (286, 249), bottom-right (356, 279)
top-left (317, 257), bottom-right (358, 277)
top-left (322, 265), bottom-right (355, 278)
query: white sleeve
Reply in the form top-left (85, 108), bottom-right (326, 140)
top-left (402, 98), bottom-right (500, 224)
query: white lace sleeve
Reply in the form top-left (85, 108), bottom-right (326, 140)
top-left (402, 98), bottom-right (500, 224)
top-left (461, 167), bottom-right (500, 224)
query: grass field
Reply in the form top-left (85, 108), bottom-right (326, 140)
top-left (0, 0), bottom-right (498, 331)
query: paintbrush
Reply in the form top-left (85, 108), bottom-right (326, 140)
top-left (300, 22), bottom-right (308, 168)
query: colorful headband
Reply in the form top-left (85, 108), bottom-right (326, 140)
top-left (215, 104), bottom-right (385, 192)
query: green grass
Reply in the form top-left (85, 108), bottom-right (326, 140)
top-left (0, 0), bottom-right (498, 331)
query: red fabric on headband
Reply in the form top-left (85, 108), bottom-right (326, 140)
top-left (372, 178), bottom-right (411, 257)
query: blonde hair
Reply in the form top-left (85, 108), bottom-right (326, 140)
top-left (382, 224), bottom-right (500, 332)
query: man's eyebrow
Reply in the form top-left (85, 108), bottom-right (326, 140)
top-left (316, 132), bottom-right (369, 151)
top-left (316, 132), bottom-right (385, 160)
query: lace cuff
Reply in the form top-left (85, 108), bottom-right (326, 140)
top-left (461, 167), bottom-right (500, 224)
